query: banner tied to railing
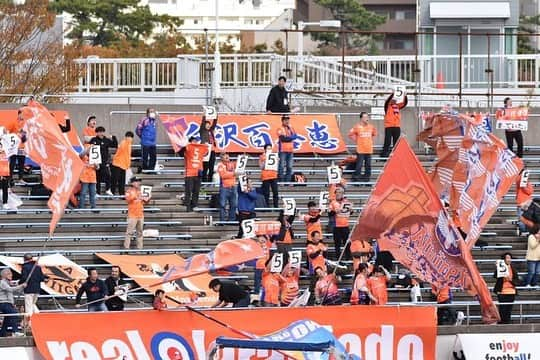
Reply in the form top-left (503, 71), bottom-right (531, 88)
top-left (160, 114), bottom-right (346, 154)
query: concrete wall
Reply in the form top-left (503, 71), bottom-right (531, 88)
top-left (3, 103), bottom-right (537, 150)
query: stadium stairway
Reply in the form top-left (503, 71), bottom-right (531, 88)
top-left (0, 145), bottom-right (539, 325)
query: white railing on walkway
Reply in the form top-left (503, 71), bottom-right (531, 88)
top-left (73, 53), bottom-right (540, 94)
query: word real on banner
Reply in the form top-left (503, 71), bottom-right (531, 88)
top-left (32, 306), bottom-right (436, 360)
top-left (456, 333), bottom-right (537, 360)
top-left (495, 107), bottom-right (528, 131)
top-left (162, 113), bottom-right (346, 154)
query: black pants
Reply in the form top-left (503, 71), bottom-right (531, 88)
top-left (184, 176), bottom-right (201, 211)
top-left (497, 293), bottom-right (515, 324)
top-left (202, 151), bottom-right (216, 182)
top-left (96, 164), bottom-right (111, 194)
top-left (9, 155), bottom-right (25, 180)
top-left (237, 211), bottom-right (256, 238)
top-left (381, 127), bottom-right (401, 157)
top-left (110, 165), bottom-right (126, 195)
top-left (333, 227), bottom-right (350, 260)
top-left (261, 179), bottom-right (279, 208)
top-left (0, 178), bottom-right (8, 204)
top-left (505, 130), bottom-right (523, 158)
top-left (142, 145), bottom-right (157, 170)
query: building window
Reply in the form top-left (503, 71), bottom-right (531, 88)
top-left (193, 19), bottom-right (199, 25)
top-left (395, 11), bottom-right (405, 21)
top-left (389, 39), bottom-right (414, 50)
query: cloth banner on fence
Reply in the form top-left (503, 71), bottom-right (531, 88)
top-left (158, 238), bottom-right (266, 285)
top-left (96, 253), bottom-right (216, 306)
top-left (19, 101), bottom-right (84, 235)
top-left (495, 107), bottom-right (528, 131)
top-left (352, 138), bottom-right (500, 324)
top-left (31, 306), bottom-right (436, 360)
top-left (0, 254), bottom-right (87, 296)
top-left (161, 114), bottom-right (346, 154)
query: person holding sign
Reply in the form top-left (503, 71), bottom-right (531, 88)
top-left (501, 98), bottom-right (524, 158)
top-left (217, 152), bottom-right (238, 221)
top-left (275, 209), bottom-right (296, 256)
top-left (329, 185), bottom-right (354, 260)
top-left (493, 252), bottom-right (519, 324)
top-left (90, 126), bottom-right (118, 195)
top-left (381, 91), bottom-right (407, 158)
top-left (276, 115), bottom-right (297, 182)
top-left (259, 143), bottom-right (279, 208)
top-left (111, 131), bottom-right (134, 196)
top-left (79, 146), bottom-right (98, 210)
top-left (124, 177), bottom-right (150, 249)
top-left (516, 169), bottom-right (533, 235)
top-left (0, 146), bottom-right (10, 210)
top-left (9, 111), bottom-right (27, 184)
top-left (199, 112), bottom-right (218, 182)
top-left (280, 264), bottom-right (300, 307)
top-left (236, 177), bottom-right (258, 238)
top-left (180, 137), bottom-right (209, 212)
top-left (260, 257), bottom-right (285, 307)
top-left (348, 112), bottom-right (377, 182)
top-left (135, 108), bottom-right (158, 171)
top-left (306, 230), bottom-right (327, 274)
top-left (254, 235), bottom-right (272, 295)
top-left (265, 76), bottom-right (290, 114)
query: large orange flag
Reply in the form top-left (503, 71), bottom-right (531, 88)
top-left (353, 138), bottom-right (499, 324)
top-left (20, 100), bottom-right (84, 235)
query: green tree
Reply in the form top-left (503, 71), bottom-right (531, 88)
top-left (518, 15), bottom-right (540, 54)
top-left (312, 0), bottom-right (385, 53)
top-left (50, 0), bottom-right (182, 47)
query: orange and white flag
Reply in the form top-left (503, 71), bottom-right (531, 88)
top-left (20, 100), bottom-right (84, 235)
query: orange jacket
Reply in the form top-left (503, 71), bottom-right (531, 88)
top-left (80, 156), bottom-right (97, 184)
top-left (125, 187), bottom-right (144, 219)
top-left (384, 94), bottom-right (407, 128)
top-left (217, 160), bottom-right (236, 188)
top-left (0, 153), bottom-right (9, 177)
top-left (516, 175), bottom-right (533, 206)
top-left (276, 125), bottom-right (296, 153)
top-left (112, 138), bottom-right (133, 170)
top-left (348, 123), bottom-right (377, 154)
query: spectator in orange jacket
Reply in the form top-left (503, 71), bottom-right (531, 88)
top-left (0, 147), bottom-right (10, 209)
top-left (259, 143), bottom-right (279, 208)
top-left (124, 177), bottom-right (150, 249)
top-left (381, 92), bottom-right (407, 157)
top-left (367, 265), bottom-right (391, 305)
top-left (111, 131), bottom-right (134, 196)
top-left (348, 112), bottom-right (377, 182)
top-left (79, 147), bottom-right (98, 210)
top-left (217, 152), bottom-right (238, 221)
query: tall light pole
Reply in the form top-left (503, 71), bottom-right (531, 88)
top-left (213, 0), bottom-right (223, 103)
top-left (296, 20), bottom-right (341, 89)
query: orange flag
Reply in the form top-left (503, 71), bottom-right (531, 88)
top-left (353, 138), bottom-right (499, 324)
top-left (20, 100), bottom-right (84, 235)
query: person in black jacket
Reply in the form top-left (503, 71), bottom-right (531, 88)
top-left (493, 252), bottom-right (520, 324)
top-left (209, 279), bottom-right (250, 308)
top-left (266, 76), bottom-right (290, 113)
top-left (104, 266), bottom-right (128, 311)
top-left (75, 268), bottom-right (108, 312)
top-left (19, 253), bottom-right (48, 317)
top-left (90, 126), bottom-right (118, 195)
top-left (199, 115), bottom-right (218, 182)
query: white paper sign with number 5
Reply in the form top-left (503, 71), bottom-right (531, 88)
top-left (319, 191), bottom-right (329, 211)
top-left (520, 170), bottom-right (530, 188)
top-left (140, 185), bottom-right (152, 199)
top-left (393, 85), bottom-right (406, 104)
top-left (270, 253), bottom-right (284, 273)
top-left (88, 145), bottom-right (102, 165)
top-left (327, 165), bottom-right (341, 184)
top-left (241, 218), bottom-right (256, 238)
top-left (496, 260), bottom-right (509, 278)
top-left (1, 134), bottom-right (20, 158)
top-left (203, 106), bottom-right (217, 120)
top-left (264, 152), bottom-right (278, 172)
top-left (235, 155), bottom-right (249, 174)
top-left (288, 250), bottom-right (302, 269)
top-left (238, 175), bottom-right (248, 193)
top-left (283, 198), bottom-right (296, 216)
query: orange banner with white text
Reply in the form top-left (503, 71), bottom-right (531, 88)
top-left (161, 113), bottom-right (346, 154)
top-left (96, 253), bottom-right (217, 307)
top-left (32, 306), bottom-right (436, 360)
